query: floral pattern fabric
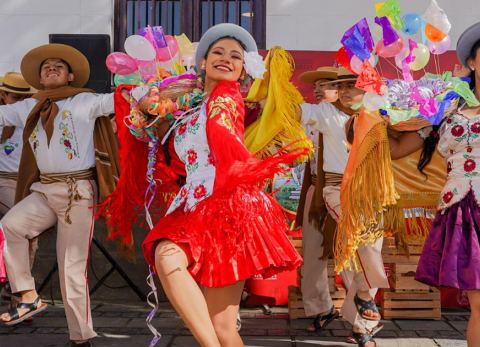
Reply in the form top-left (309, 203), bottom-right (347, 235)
top-left (0, 125), bottom-right (23, 172)
top-left (437, 113), bottom-right (480, 210)
top-left (166, 103), bottom-right (215, 214)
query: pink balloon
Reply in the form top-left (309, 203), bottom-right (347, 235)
top-left (428, 35), bottom-right (451, 55)
top-left (105, 52), bottom-right (138, 75)
top-left (156, 35), bottom-right (179, 62)
top-left (376, 37), bottom-right (404, 58)
top-left (350, 56), bottom-right (364, 74)
top-left (136, 59), bottom-right (157, 81)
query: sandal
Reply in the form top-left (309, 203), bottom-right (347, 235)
top-left (352, 331), bottom-right (376, 347)
top-left (1, 296), bottom-right (47, 326)
top-left (346, 323), bottom-right (384, 344)
top-left (353, 294), bottom-right (381, 321)
top-left (306, 305), bottom-right (340, 332)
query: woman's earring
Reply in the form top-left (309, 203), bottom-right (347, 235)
top-left (201, 64), bottom-right (206, 70)
top-left (470, 66), bottom-right (475, 71)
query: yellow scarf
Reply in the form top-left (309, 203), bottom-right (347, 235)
top-left (244, 47), bottom-right (312, 160)
top-left (335, 110), bottom-right (400, 272)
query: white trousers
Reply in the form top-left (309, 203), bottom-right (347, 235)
top-left (1, 180), bottom-right (97, 341)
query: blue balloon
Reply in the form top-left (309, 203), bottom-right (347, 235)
top-left (402, 13), bottom-right (422, 35)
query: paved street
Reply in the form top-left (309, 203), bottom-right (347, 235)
top-left (0, 300), bottom-right (468, 347)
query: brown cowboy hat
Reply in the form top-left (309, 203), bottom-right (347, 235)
top-left (336, 67), bottom-right (358, 83)
top-left (20, 43), bottom-right (90, 90)
top-left (299, 66), bottom-right (338, 85)
top-left (0, 72), bottom-right (36, 94)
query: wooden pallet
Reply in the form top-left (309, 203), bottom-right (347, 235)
top-left (381, 288), bottom-right (441, 320)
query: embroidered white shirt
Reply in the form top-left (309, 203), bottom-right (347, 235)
top-left (0, 93), bottom-right (114, 173)
top-left (301, 102), bottom-right (350, 175)
top-left (0, 125), bottom-right (23, 173)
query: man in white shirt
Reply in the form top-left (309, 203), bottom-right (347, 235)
top-left (0, 72), bottom-right (37, 301)
top-left (0, 72), bottom-right (35, 216)
top-left (297, 66), bottom-right (347, 332)
top-left (0, 44), bottom-right (114, 347)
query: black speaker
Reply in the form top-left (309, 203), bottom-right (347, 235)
top-left (49, 34), bottom-right (111, 93)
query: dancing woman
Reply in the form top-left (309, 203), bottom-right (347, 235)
top-left (139, 24), bottom-right (304, 347)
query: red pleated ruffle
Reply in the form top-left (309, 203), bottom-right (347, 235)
top-left (142, 183), bottom-right (302, 288)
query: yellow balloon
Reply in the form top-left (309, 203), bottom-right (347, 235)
top-left (410, 43), bottom-right (430, 71)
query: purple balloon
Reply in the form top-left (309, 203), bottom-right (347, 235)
top-left (375, 16), bottom-right (399, 47)
top-left (139, 26), bottom-right (168, 49)
top-left (105, 52), bottom-right (138, 75)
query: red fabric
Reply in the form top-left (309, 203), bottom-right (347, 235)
top-left (142, 80), bottom-right (307, 287)
top-left (97, 85), bottom-right (184, 250)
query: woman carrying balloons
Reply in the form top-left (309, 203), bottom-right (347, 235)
top-left (133, 23), bottom-right (306, 346)
top-left (386, 21), bottom-right (480, 347)
top-left (413, 22), bottom-right (480, 347)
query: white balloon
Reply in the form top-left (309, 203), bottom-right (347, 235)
top-left (124, 35), bottom-right (156, 61)
top-left (363, 92), bottom-right (386, 111)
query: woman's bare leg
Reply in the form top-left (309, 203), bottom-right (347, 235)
top-left (154, 240), bottom-right (220, 347)
top-left (467, 290), bottom-right (480, 347)
top-left (204, 281), bottom-right (245, 347)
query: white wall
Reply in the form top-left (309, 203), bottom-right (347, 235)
top-left (0, 0), bottom-right (114, 75)
top-left (266, 0), bottom-right (480, 51)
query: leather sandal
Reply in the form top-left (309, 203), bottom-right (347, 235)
top-left (306, 305), bottom-right (340, 332)
top-left (2, 296), bottom-right (47, 326)
top-left (354, 294), bottom-right (381, 321)
top-left (352, 331), bottom-right (376, 347)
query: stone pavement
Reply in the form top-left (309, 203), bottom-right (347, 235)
top-left (0, 300), bottom-right (468, 347)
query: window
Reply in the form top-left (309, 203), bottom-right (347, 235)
top-left (114, 0), bottom-right (266, 51)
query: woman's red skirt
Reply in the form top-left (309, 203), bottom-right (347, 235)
top-left (142, 183), bottom-right (302, 288)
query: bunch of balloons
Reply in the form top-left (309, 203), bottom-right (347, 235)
top-left (105, 26), bottom-right (197, 86)
top-left (335, 0), bottom-right (460, 123)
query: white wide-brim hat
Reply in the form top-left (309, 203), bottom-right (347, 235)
top-left (457, 21), bottom-right (480, 66)
top-left (195, 23), bottom-right (258, 71)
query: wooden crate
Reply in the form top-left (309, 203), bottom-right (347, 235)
top-left (391, 263), bottom-right (430, 292)
top-left (288, 285), bottom-right (346, 319)
top-left (381, 288), bottom-right (441, 320)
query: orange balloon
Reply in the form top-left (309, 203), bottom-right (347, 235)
top-left (425, 23), bottom-right (447, 42)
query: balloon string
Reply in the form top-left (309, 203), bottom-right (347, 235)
top-left (382, 57), bottom-right (401, 79)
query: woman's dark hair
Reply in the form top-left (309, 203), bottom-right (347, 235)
top-left (417, 39), bottom-right (480, 175)
top-left (417, 122), bottom-right (443, 175)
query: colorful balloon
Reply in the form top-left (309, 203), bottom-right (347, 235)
top-left (425, 23), bottom-right (447, 42)
top-left (124, 35), bottom-right (156, 61)
top-left (376, 37), bottom-right (404, 58)
top-left (402, 13), bottom-right (422, 35)
top-left (423, 0), bottom-right (451, 35)
top-left (138, 26), bottom-right (167, 48)
top-left (105, 52), bottom-right (138, 75)
top-left (410, 43), bottom-right (430, 71)
top-left (156, 35), bottom-right (180, 62)
top-left (428, 35), bottom-right (451, 54)
top-left (114, 73), bottom-right (142, 86)
top-left (136, 60), bottom-right (158, 81)
top-left (335, 47), bottom-right (352, 71)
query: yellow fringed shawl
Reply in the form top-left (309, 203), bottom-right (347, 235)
top-left (244, 47), bottom-right (313, 160)
top-left (335, 110), bottom-right (400, 273)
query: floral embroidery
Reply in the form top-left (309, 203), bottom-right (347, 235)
top-left (1, 139), bottom-right (18, 156)
top-left (30, 126), bottom-right (39, 155)
top-left (207, 153), bottom-right (215, 165)
top-left (187, 149), bottom-right (197, 165)
top-left (442, 191), bottom-right (453, 203)
top-left (58, 110), bottom-right (79, 160)
top-left (189, 114), bottom-right (199, 126)
top-left (178, 124), bottom-right (187, 135)
top-left (471, 122), bottom-right (480, 134)
top-left (193, 184), bottom-right (207, 199)
top-left (451, 125), bottom-right (464, 137)
top-left (464, 159), bottom-right (477, 173)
